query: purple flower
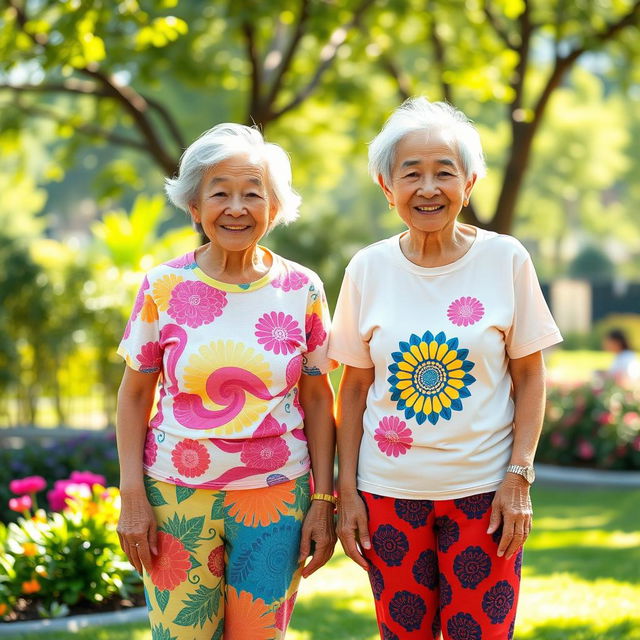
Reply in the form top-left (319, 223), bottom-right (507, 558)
top-left (372, 524), bottom-right (409, 567)
top-left (453, 546), bottom-right (492, 589)
top-left (447, 612), bottom-right (482, 640)
top-left (380, 623), bottom-right (399, 640)
top-left (412, 550), bottom-right (438, 589)
top-left (439, 572), bottom-right (452, 607)
top-left (454, 492), bottom-right (494, 520)
top-left (368, 564), bottom-right (385, 601)
top-left (482, 580), bottom-right (515, 624)
top-left (436, 515), bottom-right (460, 552)
top-left (447, 296), bottom-right (485, 327)
top-left (394, 498), bottom-right (432, 529)
top-left (389, 590), bottom-right (426, 632)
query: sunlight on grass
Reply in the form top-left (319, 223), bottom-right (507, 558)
top-left (545, 349), bottom-right (612, 383)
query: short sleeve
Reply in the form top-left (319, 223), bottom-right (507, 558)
top-left (302, 278), bottom-right (337, 376)
top-left (117, 275), bottom-right (163, 373)
top-left (328, 270), bottom-right (374, 369)
top-left (505, 256), bottom-right (563, 359)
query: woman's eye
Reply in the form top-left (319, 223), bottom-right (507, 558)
top-left (212, 192), bottom-right (226, 198)
top-left (438, 171), bottom-right (454, 177)
top-left (404, 172), bottom-right (418, 179)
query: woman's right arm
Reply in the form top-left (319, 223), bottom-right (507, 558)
top-left (116, 366), bottom-right (160, 574)
top-left (336, 364), bottom-right (374, 570)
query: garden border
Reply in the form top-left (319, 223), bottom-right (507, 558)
top-left (0, 606), bottom-right (147, 637)
top-left (536, 463), bottom-right (640, 488)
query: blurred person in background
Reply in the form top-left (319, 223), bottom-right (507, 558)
top-left (115, 124), bottom-right (337, 639)
top-left (603, 328), bottom-right (640, 387)
top-left (330, 97), bottom-right (562, 639)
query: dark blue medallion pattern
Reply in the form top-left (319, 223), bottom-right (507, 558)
top-left (482, 580), bottom-right (515, 624)
top-left (453, 546), bottom-right (492, 589)
top-left (447, 612), bottom-right (482, 640)
top-left (436, 515), bottom-right (460, 552)
top-left (372, 524), bottom-right (409, 567)
top-left (454, 492), bottom-right (494, 519)
top-left (389, 590), bottom-right (427, 632)
top-left (412, 549), bottom-right (438, 589)
top-left (394, 498), bottom-right (433, 528)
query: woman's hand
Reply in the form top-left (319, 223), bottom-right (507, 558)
top-left (337, 491), bottom-right (371, 570)
top-left (117, 488), bottom-right (158, 574)
top-left (487, 474), bottom-right (532, 559)
top-left (298, 500), bottom-right (337, 578)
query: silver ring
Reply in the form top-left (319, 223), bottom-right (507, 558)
top-left (135, 543), bottom-right (140, 547)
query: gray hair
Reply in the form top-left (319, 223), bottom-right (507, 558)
top-left (368, 97), bottom-right (487, 185)
top-left (165, 123), bottom-right (301, 227)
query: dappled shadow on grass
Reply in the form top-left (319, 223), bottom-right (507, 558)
top-left (290, 592), bottom-right (378, 640)
top-left (524, 544), bottom-right (640, 584)
top-left (515, 618), bottom-right (638, 640)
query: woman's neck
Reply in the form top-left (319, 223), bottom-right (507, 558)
top-left (400, 222), bottom-right (477, 268)
top-left (195, 243), bottom-right (272, 284)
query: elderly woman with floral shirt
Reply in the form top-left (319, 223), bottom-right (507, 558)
top-left (329, 98), bottom-right (562, 640)
top-left (116, 124), bottom-right (337, 639)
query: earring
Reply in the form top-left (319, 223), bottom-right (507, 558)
top-left (389, 203), bottom-right (394, 209)
top-left (463, 199), bottom-right (469, 207)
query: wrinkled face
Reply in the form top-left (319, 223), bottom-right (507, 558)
top-left (380, 130), bottom-right (476, 235)
top-left (189, 154), bottom-right (277, 251)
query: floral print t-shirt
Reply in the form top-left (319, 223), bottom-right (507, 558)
top-left (117, 248), bottom-right (335, 490)
top-left (328, 229), bottom-right (562, 500)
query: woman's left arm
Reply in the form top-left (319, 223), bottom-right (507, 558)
top-left (297, 373), bottom-right (337, 578)
top-left (488, 350), bottom-right (545, 559)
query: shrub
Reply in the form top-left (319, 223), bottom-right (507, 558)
top-left (539, 380), bottom-right (640, 470)
top-left (0, 431), bottom-right (119, 523)
top-left (0, 482), bottom-right (139, 620)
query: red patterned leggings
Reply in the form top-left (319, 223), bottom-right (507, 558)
top-left (361, 491), bottom-right (521, 640)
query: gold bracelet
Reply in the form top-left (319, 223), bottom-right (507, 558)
top-left (310, 492), bottom-right (337, 505)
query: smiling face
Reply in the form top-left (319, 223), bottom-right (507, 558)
top-left (189, 154), bottom-right (277, 252)
top-left (380, 129), bottom-right (476, 235)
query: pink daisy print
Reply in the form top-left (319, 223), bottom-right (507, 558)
top-left (240, 437), bottom-right (291, 471)
top-left (374, 416), bottom-right (413, 457)
top-left (305, 313), bottom-right (327, 353)
top-left (171, 439), bottom-right (211, 477)
top-left (271, 270), bottom-right (309, 292)
top-left (136, 341), bottom-right (162, 372)
top-left (143, 429), bottom-right (158, 467)
top-left (447, 296), bottom-right (485, 327)
top-left (254, 415), bottom-right (287, 437)
top-left (255, 312), bottom-right (304, 355)
top-left (168, 281), bottom-right (227, 328)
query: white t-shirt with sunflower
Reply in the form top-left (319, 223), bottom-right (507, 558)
top-left (328, 229), bottom-right (562, 500)
top-left (117, 248), bottom-right (335, 490)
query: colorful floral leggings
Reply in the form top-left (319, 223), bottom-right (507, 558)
top-left (142, 474), bottom-right (310, 640)
top-left (361, 491), bottom-right (522, 640)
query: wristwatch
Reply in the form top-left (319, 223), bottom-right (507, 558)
top-left (505, 464), bottom-right (535, 484)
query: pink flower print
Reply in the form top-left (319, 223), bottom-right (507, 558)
top-left (143, 429), bottom-right (158, 467)
top-left (447, 296), bottom-right (485, 327)
top-left (132, 277), bottom-right (150, 321)
top-left (122, 318), bottom-right (132, 340)
top-left (254, 415), bottom-right (287, 437)
top-left (240, 437), bottom-right (291, 471)
top-left (137, 341), bottom-right (162, 372)
top-left (285, 355), bottom-right (302, 391)
top-left (171, 439), bottom-right (211, 477)
top-left (272, 270), bottom-right (309, 292)
top-left (374, 416), bottom-right (413, 457)
top-left (275, 593), bottom-right (297, 631)
top-left (255, 312), bottom-right (304, 355)
top-left (305, 312), bottom-right (327, 353)
top-left (168, 281), bottom-right (227, 328)
top-left (165, 252), bottom-right (196, 268)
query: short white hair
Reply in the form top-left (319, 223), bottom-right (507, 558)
top-left (368, 97), bottom-right (487, 185)
top-left (165, 123), bottom-right (301, 227)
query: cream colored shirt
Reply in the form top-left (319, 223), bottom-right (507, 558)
top-left (329, 229), bottom-right (562, 500)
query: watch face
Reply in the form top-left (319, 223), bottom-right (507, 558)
top-left (524, 467), bottom-right (535, 483)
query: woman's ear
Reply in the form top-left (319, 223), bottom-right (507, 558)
top-left (377, 174), bottom-right (394, 207)
top-left (188, 202), bottom-right (200, 225)
top-left (464, 174), bottom-right (477, 204)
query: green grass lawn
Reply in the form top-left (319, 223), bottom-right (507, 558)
top-left (4, 487), bottom-right (639, 640)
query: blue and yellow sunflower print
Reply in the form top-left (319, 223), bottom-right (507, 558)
top-left (387, 331), bottom-right (476, 425)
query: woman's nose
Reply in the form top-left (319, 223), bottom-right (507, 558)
top-left (227, 194), bottom-right (244, 215)
top-left (417, 176), bottom-right (439, 196)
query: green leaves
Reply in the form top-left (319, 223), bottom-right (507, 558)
top-left (155, 587), bottom-right (170, 613)
top-left (161, 514), bottom-right (204, 553)
top-left (173, 584), bottom-right (221, 628)
top-left (175, 485), bottom-right (196, 504)
top-left (144, 477), bottom-right (169, 507)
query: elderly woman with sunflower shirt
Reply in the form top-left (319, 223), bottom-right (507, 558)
top-left (329, 98), bottom-right (562, 640)
top-left (116, 124), bottom-right (337, 640)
